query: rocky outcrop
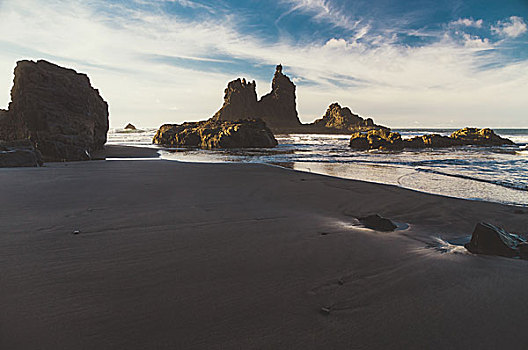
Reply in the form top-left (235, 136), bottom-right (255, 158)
top-left (404, 134), bottom-right (455, 148)
top-left (309, 103), bottom-right (382, 132)
top-left (0, 60), bottom-right (109, 162)
top-left (153, 119), bottom-right (277, 149)
top-left (212, 65), bottom-right (301, 131)
top-left (258, 65), bottom-right (301, 129)
top-left (0, 140), bottom-right (43, 167)
top-left (350, 127), bottom-right (514, 150)
top-left (450, 127), bottom-right (515, 146)
top-left (465, 222), bottom-right (526, 258)
top-left (350, 129), bottom-right (404, 150)
top-left (213, 78), bottom-right (259, 122)
top-left (212, 65), bottom-right (386, 134)
top-left (124, 123), bottom-right (136, 130)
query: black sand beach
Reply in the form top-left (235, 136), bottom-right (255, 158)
top-left (1, 147), bottom-right (528, 349)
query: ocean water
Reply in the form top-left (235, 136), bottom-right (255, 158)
top-left (108, 128), bottom-right (528, 207)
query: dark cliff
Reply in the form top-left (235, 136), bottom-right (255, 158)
top-left (0, 60), bottom-right (109, 161)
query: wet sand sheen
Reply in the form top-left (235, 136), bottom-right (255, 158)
top-left (1, 147), bottom-right (528, 349)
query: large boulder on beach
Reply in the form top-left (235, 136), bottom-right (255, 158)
top-left (464, 222), bottom-right (526, 258)
top-left (0, 60), bottom-right (109, 162)
top-left (153, 119), bottom-right (278, 149)
top-left (0, 140), bottom-right (43, 167)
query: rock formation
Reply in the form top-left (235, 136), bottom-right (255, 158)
top-left (465, 222), bottom-right (526, 258)
top-left (0, 140), bottom-right (43, 167)
top-left (350, 129), bottom-right (404, 150)
top-left (124, 123), bottom-right (136, 130)
top-left (212, 78), bottom-right (260, 122)
top-left (0, 108), bottom-right (27, 141)
top-left (0, 60), bottom-right (109, 162)
top-left (153, 119), bottom-right (277, 149)
top-left (213, 65), bottom-right (302, 131)
top-left (350, 127), bottom-right (514, 150)
top-left (309, 103), bottom-right (381, 132)
top-left (212, 65), bottom-right (385, 133)
top-left (450, 127), bottom-right (515, 146)
top-left (358, 214), bottom-right (397, 232)
top-left (257, 64), bottom-right (301, 129)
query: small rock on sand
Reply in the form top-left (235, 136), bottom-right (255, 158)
top-left (358, 214), bottom-right (397, 232)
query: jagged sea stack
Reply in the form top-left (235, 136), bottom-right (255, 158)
top-left (212, 78), bottom-right (260, 121)
top-left (0, 60), bottom-right (109, 161)
top-left (212, 65), bottom-right (302, 131)
top-left (257, 64), bottom-right (302, 129)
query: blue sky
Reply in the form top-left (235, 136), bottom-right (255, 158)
top-left (0, 0), bottom-right (527, 127)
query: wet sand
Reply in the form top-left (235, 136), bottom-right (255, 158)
top-left (1, 147), bottom-right (528, 349)
top-left (96, 144), bottom-right (161, 158)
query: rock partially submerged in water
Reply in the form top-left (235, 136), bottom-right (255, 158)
top-left (309, 103), bottom-right (385, 133)
top-left (358, 214), bottom-right (397, 232)
top-left (0, 140), bottom-right (43, 167)
top-left (153, 119), bottom-right (278, 149)
top-left (350, 127), bottom-right (514, 150)
top-left (451, 128), bottom-right (515, 146)
top-left (464, 222), bottom-right (526, 258)
top-left (350, 129), bottom-right (404, 150)
top-left (0, 60), bottom-right (109, 162)
top-left (124, 123), bottom-right (136, 130)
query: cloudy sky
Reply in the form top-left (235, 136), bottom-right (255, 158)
top-left (0, 0), bottom-right (527, 128)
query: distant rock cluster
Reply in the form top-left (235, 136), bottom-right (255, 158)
top-left (212, 65), bottom-right (384, 134)
top-left (0, 60), bottom-right (109, 164)
top-left (158, 64), bottom-right (385, 148)
top-left (349, 127), bottom-right (514, 150)
top-left (155, 64), bottom-right (515, 149)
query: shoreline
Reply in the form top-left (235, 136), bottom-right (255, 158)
top-left (148, 142), bottom-right (528, 207)
top-left (105, 143), bottom-right (528, 207)
top-left (105, 144), bottom-right (525, 207)
top-left (2, 148), bottom-right (528, 348)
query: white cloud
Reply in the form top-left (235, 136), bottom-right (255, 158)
top-left (462, 33), bottom-right (491, 49)
top-left (0, 0), bottom-right (526, 127)
top-left (491, 16), bottom-right (527, 38)
top-left (451, 18), bottom-right (483, 28)
top-left (133, 0), bottom-right (212, 10)
top-left (280, 0), bottom-right (361, 31)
